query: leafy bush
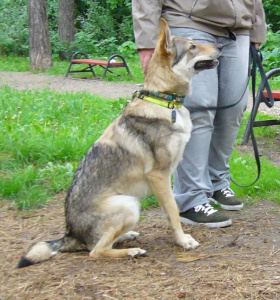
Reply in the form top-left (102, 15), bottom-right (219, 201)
top-left (70, 1), bottom-right (134, 57)
top-left (263, 0), bottom-right (280, 33)
top-left (118, 41), bottom-right (138, 59)
top-left (0, 0), bottom-right (135, 57)
top-left (0, 0), bottom-right (29, 55)
top-left (49, 0), bottom-right (135, 58)
top-left (260, 29), bottom-right (280, 71)
top-left (0, 0), bottom-right (277, 65)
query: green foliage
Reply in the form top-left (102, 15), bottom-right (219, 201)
top-left (73, 32), bottom-right (118, 57)
top-left (0, 86), bottom-right (126, 208)
top-left (118, 41), bottom-right (138, 59)
top-left (236, 112), bottom-right (280, 145)
top-left (0, 0), bottom-right (29, 55)
top-left (141, 195), bottom-right (159, 210)
top-left (261, 2), bottom-right (280, 70)
top-left (0, 0), bottom-right (135, 58)
top-left (0, 56), bottom-right (30, 71)
top-left (230, 150), bottom-right (280, 203)
top-left (0, 54), bottom-right (144, 84)
top-left (1, 0), bottom-right (279, 66)
top-left (0, 87), bottom-right (279, 209)
top-left (69, 1), bottom-right (135, 57)
top-left (230, 112), bottom-right (280, 203)
top-left (205, 111), bottom-right (280, 204)
top-left (260, 30), bottom-right (280, 71)
top-left (262, 0), bottom-right (280, 33)
top-left (73, 2), bottom-right (117, 55)
top-left (47, 0), bottom-right (59, 32)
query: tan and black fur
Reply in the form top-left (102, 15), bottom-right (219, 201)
top-left (18, 19), bottom-right (220, 267)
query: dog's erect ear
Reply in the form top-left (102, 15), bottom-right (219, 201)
top-left (156, 18), bottom-right (173, 56)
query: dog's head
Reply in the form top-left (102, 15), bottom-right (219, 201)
top-left (159, 18), bottom-right (220, 75)
top-left (145, 18), bottom-right (220, 94)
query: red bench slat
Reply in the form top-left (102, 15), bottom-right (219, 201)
top-left (71, 59), bottom-right (124, 67)
top-left (263, 90), bottom-right (280, 100)
top-left (65, 52), bottom-right (131, 79)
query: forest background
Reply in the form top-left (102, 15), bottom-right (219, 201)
top-left (0, 0), bottom-right (280, 72)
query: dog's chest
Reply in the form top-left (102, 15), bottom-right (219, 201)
top-left (164, 107), bottom-right (192, 171)
top-left (174, 107), bottom-right (192, 141)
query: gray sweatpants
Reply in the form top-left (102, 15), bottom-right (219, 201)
top-left (171, 28), bottom-right (250, 213)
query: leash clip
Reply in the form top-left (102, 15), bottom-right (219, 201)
top-left (132, 84), bottom-right (144, 100)
top-left (168, 100), bottom-right (176, 109)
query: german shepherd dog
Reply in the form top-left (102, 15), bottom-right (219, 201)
top-left (18, 19), bottom-right (220, 268)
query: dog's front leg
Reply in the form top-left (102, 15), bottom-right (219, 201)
top-left (147, 171), bottom-right (199, 249)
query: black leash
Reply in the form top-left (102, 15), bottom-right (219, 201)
top-left (184, 57), bottom-right (251, 112)
top-left (231, 45), bottom-right (274, 187)
top-left (185, 45), bottom-right (274, 187)
top-left (133, 45), bottom-right (274, 187)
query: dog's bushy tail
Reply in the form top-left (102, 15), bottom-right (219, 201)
top-left (18, 238), bottom-right (65, 268)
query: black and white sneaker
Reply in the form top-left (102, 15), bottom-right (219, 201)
top-left (180, 203), bottom-right (232, 228)
top-left (210, 188), bottom-right (244, 211)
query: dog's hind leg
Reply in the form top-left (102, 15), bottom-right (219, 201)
top-left (89, 195), bottom-right (146, 258)
top-left (147, 171), bottom-right (199, 250)
top-left (90, 231), bottom-right (146, 258)
top-left (115, 231), bottom-right (140, 243)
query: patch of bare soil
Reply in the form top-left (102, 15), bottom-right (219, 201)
top-left (1, 197), bottom-right (280, 300)
top-left (0, 71), bottom-right (280, 299)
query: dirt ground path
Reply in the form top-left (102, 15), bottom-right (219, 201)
top-left (1, 197), bottom-right (280, 299)
top-left (0, 71), bottom-right (135, 100)
top-left (0, 71), bottom-right (280, 299)
top-left (0, 71), bottom-right (280, 116)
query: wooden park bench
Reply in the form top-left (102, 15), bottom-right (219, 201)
top-left (243, 68), bottom-right (280, 144)
top-left (65, 52), bottom-right (131, 80)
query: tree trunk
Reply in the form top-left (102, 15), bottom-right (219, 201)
top-left (58, 0), bottom-right (75, 60)
top-left (28, 0), bottom-right (53, 70)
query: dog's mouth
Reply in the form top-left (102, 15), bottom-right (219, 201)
top-left (194, 59), bottom-right (219, 71)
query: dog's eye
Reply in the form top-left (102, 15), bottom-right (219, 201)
top-left (190, 45), bottom-right (196, 50)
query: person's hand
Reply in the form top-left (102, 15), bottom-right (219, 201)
top-left (138, 49), bottom-right (154, 74)
top-left (254, 43), bottom-right (260, 50)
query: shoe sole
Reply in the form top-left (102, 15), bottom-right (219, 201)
top-left (210, 198), bottom-right (244, 211)
top-left (180, 217), bottom-right (232, 228)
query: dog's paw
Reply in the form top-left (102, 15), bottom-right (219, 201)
top-left (115, 231), bottom-right (140, 244)
top-left (178, 234), bottom-right (199, 249)
top-left (123, 231), bottom-right (140, 240)
top-left (127, 248), bottom-right (146, 258)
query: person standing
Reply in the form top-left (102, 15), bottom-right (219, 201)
top-left (132, 0), bottom-right (267, 227)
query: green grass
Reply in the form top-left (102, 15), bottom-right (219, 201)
top-left (230, 149), bottom-right (280, 203)
top-left (253, 70), bottom-right (280, 91)
top-left (0, 56), bottom-right (30, 72)
top-left (231, 112), bottom-right (280, 204)
top-left (1, 86), bottom-right (279, 210)
top-left (0, 86), bottom-right (126, 208)
top-left (2, 54), bottom-right (280, 89)
top-left (0, 55), bottom-right (280, 209)
top-left (0, 55), bottom-right (144, 83)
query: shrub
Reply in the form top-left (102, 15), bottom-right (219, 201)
top-left (263, 0), bottom-right (280, 33)
top-left (260, 29), bottom-right (280, 71)
top-left (0, 0), bottom-right (29, 55)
